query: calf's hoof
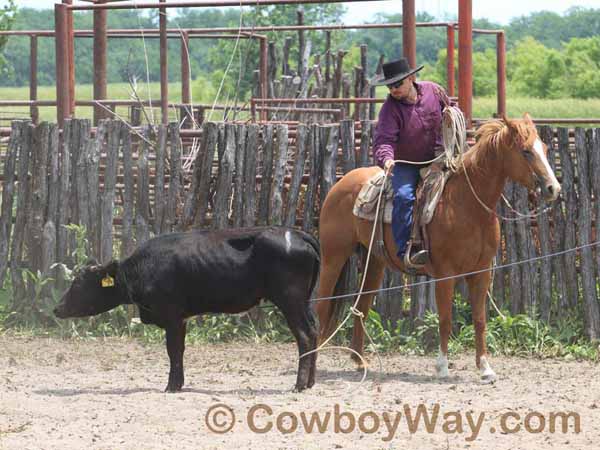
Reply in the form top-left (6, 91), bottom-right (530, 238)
top-left (293, 383), bottom-right (307, 393)
top-left (165, 374), bottom-right (184, 392)
top-left (165, 383), bottom-right (183, 392)
top-left (293, 376), bottom-right (313, 392)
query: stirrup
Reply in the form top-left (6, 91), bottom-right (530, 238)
top-left (403, 243), bottom-right (428, 270)
top-left (409, 249), bottom-right (429, 266)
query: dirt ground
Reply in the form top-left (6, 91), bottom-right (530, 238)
top-left (0, 334), bottom-right (598, 450)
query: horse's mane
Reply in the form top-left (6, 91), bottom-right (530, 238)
top-left (468, 117), bottom-right (538, 170)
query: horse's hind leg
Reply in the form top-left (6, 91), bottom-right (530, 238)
top-left (465, 271), bottom-right (497, 384)
top-left (350, 255), bottom-right (385, 370)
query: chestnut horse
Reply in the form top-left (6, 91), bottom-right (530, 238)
top-left (315, 114), bottom-right (561, 383)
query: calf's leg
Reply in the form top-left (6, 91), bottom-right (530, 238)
top-left (304, 305), bottom-right (318, 388)
top-left (165, 321), bottom-right (187, 392)
top-left (275, 295), bottom-right (318, 392)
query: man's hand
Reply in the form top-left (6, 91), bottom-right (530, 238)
top-left (384, 159), bottom-right (395, 174)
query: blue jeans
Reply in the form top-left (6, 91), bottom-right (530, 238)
top-left (391, 163), bottom-right (421, 257)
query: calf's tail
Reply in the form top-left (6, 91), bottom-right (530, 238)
top-left (301, 232), bottom-right (321, 298)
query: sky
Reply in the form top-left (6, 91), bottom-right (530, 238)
top-left (4, 0), bottom-right (600, 24)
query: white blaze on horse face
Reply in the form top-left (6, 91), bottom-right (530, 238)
top-left (284, 231), bottom-right (292, 253)
top-left (533, 138), bottom-right (561, 200)
top-left (435, 352), bottom-right (449, 378)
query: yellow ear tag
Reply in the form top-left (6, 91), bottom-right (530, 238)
top-left (101, 275), bottom-right (115, 288)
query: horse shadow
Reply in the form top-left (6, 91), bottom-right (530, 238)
top-left (316, 368), bottom-right (465, 385)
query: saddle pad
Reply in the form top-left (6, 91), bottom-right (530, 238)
top-left (352, 170), bottom-right (394, 223)
top-left (352, 165), bottom-right (451, 225)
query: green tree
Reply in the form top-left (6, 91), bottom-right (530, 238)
top-left (422, 47), bottom-right (496, 96)
top-left (472, 49), bottom-right (497, 96)
top-left (562, 36), bottom-right (600, 99)
top-left (508, 37), bottom-right (566, 98)
top-left (0, 0), bottom-right (17, 82)
top-left (206, 4), bottom-right (346, 100)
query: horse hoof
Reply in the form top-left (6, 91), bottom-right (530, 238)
top-left (480, 372), bottom-right (497, 384)
top-left (435, 367), bottom-right (449, 378)
top-left (479, 356), bottom-right (496, 384)
top-left (435, 354), bottom-right (449, 378)
top-left (355, 361), bottom-right (369, 372)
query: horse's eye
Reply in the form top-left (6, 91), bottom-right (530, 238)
top-left (523, 149), bottom-right (533, 159)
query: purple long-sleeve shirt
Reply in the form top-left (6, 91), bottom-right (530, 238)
top-left (373, 81), bottom-right (449, 167)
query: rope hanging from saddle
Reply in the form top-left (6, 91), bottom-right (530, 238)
top-left (441, 105), bottom-right (468, 172)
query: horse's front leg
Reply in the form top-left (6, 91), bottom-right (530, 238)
top-left (466, 271), bottom-right (497, 384)
top-left (434, 279), bottom-right (455, 378)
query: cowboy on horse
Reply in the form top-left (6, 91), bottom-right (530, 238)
top-left (371, 57), bottom-right (451, 269)
top-left (315, 56), bottom-right (561, 381)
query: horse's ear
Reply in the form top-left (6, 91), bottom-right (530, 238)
top-left (523, 112), bottom-right (534, 125)
top-left (503, 115), bottom-right (516, 130)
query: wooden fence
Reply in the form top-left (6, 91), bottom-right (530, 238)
top-left (1, 120), bottom-right (599, 337)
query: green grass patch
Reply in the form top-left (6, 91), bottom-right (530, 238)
top-left (0, 81), bottom-right (228, 123)
top-left (1, 289), bottom-right (597, 362)
top-left (2, 82), bottom-right (600, 123)
top-left (473, 96), bottom-right (600, 120)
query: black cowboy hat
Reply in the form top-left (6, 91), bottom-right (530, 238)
top-left (370, 57), bottom-right (424, 86)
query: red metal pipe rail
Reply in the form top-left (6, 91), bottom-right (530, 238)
top-left (3, 2), bottom-right (510, 126)
top-left (446, 25), bottom-right (455, 97)
top-left (93, 0), bottom-right (107, 124)
top-left (3, 20), bottom-right (502, 115)
top-left (403, 0), bottom-right (416, 67)
top-left (68, 0), bottom-right (387, 11)
top-left (159, 0), bottom-right (168, 124)
top-left (55, 4), bottom-right (71, 128)
top-left (497, 32), bottom-right (507, 118)
top-left (181, 31), bottom-right (191, 108)
top-left (29, 35), bottom-right (38, 123)
top-left (458, 0), bottom-right (472, 125)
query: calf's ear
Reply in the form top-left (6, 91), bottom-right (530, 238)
top-left (105, 260), bottom-right (120, 276)
top-left (99, 260), bottom-right (120, 288)
top-left (102, 260), bottom-right (119, 278)
top-left (84, 257), bottom-right (99, 267)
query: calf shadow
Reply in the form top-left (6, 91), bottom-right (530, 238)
top-left (183, 387), bottom-right (290, 396)
top-left (34, 387), bottom-right (159, 397)
top-left (34, 386), bottom-right (291, 397)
